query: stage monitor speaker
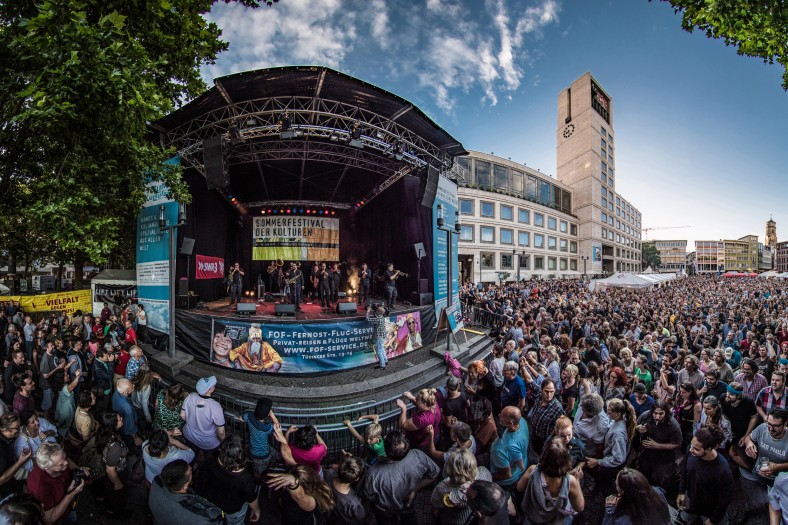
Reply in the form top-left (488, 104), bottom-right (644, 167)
top-left (420, 165), bottom-right (440, 207)
top-left (236, 303), bottom-right (257, 315)
top-left (275, 303), bottom-right (296, 316)
top-left (179, 237), bottom-right (195, 256)
top-left (176, 295), bottom-right (199, 310)
top-left (414, 242), bottom-right (426, 260)
top-left (178, 279), bottom-right (188, 296)
top-left (336, 302), bottom-right (357, 315)
top-left (410, 292), bottom-right (433, 306)
top-left (419, 279), bottom-right (429, 293)
top-left (204, 135), bottom-right (228, 190)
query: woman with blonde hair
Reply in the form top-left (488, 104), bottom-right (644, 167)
top-left (464, 360), bottom-right (489, 396)
top-left (619, 348), bottom-right (635, 377)
top-left (267, 465), bottom-right (334, 525)
top-left (397, 388), bottom-right (442, 451)
top-left (430, 448), bottom-right (492, 525)
top-left (560, 365), bottom-right (580, 417)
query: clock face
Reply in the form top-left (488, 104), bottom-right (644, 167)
top-left (562, 124), bottom-right (575, 139)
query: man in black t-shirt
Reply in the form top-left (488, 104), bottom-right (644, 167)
top-left (721, 381), bottom-right (759, 471)
top-left (0, 412), bottom-right (31, 497)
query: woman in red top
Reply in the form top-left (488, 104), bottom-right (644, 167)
top-left (274, 424), bottom-right (327, 477)
top-left (397, 388), bottom-right (442, 451)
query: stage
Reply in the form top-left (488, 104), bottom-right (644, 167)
top-left (197, 297), bottom-right (371, 321)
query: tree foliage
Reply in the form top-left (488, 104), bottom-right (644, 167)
top-left (659, 0), bottom-right (788, 90)
top-left (0, 0), bottom-right (263, 269)
top-left (641, 243), bottom-right (662, 270)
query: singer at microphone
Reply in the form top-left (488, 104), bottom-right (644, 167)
top-left (229, 262), bottom-right (245, 305)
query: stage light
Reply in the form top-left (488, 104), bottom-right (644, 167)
top-left (229, 125), bottom-right (242, 145)
top-left (324, 210), bottom-right (329, 215)
top-left (245, 117), bottom-right (257, 127)
top-left (319, 210), bottom-right (324, 214)
top-left (305, 210), bottom-right (310, 214)
top-left (273, 209), bottom-right (278, 214)
top-left (331, 211), bottom-right (335, 215)
top-left (299, 208), bottom-right (304, 213)
top-left (279, 209), bottom-right (284, 213)
top-left (267, 209), bottom-right (272, 213)
top-left (360, 200), bottom-right (365, 205)
top-left (286, 209), bottom-right (291, 213)
top-left (279, 113), bottom-right (291, 131)
top-left (350, 123), bottom-right (362, 140)
top-left (261, 210), bottom-right (266, 214)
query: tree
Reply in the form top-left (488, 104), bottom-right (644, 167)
top-left (658, 0), bottom-right (788, 90)
top-left (642, 243), bottom-right (662, 270)
top-left (0, 0), bottom-right (264, 282)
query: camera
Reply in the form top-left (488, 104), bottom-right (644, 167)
top-left (72, 469), bottom-right (91, 483)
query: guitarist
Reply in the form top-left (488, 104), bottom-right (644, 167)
top-left (287, 262), bottom-right (304, 311)
top-left (384, 263), bottom-right (404, 310)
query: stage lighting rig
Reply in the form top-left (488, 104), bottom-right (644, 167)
top-left (279, 112), bottom-right (297, 139)
top-left (348, 122), bottom-right (364, 148)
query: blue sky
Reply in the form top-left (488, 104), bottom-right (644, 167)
top-left (203, 0), bottom-right (788, 248)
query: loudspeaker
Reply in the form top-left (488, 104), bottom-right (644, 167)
top-left (410, 292), bottom-right (433, 306)
top-left (336, 302), bottom-right (358, 315)
top-left (275, 303), bottom-right (296, 316)
top-left (420, 165), bottom-right (440, 207)
top-left (236, 303), bottom-right (257, 315)
top-left (178, 279), bottom-right (188, 296)
top-left (204, 135), bottom-right (228, 190)
top-left (179, 237), bottom-right (195, 256)
top-left (176, 295), bottom-right (198, 310)
top-left (414, 242), bottom-right (426, 259)
top-left (419, 279), bottom-right (429, 293)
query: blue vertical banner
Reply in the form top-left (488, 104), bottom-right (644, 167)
top-left (136, 158), bottom-right (179, 333)
top-left (432, 175), bottom-right (459, 320)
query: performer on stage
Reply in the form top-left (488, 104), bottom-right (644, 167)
top-left (366, 306), bottom-right (388, 370)
top-left (358, 263), bottom-right (372, 308)
top-left (287, 262), bottom-right (303, 311)
top-left (318, 262), bottom-right (331, 308)
top-left (384, 263), bottom-right (406, 310)
top-left (309, 261), bottom-right (320, 300)
top-left (228, 262), bottom-right (245, 305)
top-left (266, 260), bottom-right (280, 293)
top-left (329, 263), bottom-right (341, 305)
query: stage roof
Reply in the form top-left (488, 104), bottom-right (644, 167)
top-left (152, 66), bottom-right (467, 208)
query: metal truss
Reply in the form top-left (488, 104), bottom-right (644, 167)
top-left (160, 95), bottom-right (456, 174)
top-left (244, 200), bottom-right (353, 210)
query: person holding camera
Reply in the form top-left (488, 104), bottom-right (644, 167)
top-left (26, 442), bottom-right (88, 525)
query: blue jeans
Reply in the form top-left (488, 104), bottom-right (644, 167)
top-left (224, 503), bottom-right (248, 525)
top-left (375, 337), bottom-right (387, 368)
top-left (41, 388), bottom-right (53, 412)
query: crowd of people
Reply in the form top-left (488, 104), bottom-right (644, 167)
top-left (0, 274), bottom-right (787, 525)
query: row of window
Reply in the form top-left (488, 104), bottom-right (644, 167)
top-left (460, 224), bottom-right (577, 251)
top-left (479, 252), bottom-right (578, 272)
top-left (601, 228), bottom-right (640, 250)
top-left (459, 199), bottom-right (577, 234)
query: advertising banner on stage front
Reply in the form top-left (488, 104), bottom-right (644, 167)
top-left (432, 175), bottom-right (460, 320)
top-left (195, 254), bottom-right (225, 280)
top-left (0, 290), bottom-right (92, 316)
top-left (135, 158), bottom-right (179, 333)
top-left (251, 216), bottom-right (339, 262)
top-left (205, 310), bottom-right (425, 373)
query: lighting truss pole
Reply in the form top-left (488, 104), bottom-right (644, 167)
top-left (160, 204), bottom-right (186, 358)
top-left (437, 206), bottom-right (461, 355)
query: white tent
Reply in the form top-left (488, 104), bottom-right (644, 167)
top-left (776, 272), bottom-right (788, 279)
top-left (91, 269), bottom-right (137, 316)
top-left (760, 270), bottom-right (780, 278)
top-left (589, 272), bottom-right (678, 292)
top-left (642, 266), bottom-right (654, 274)
top-left (0, 283), bottom-right (9, 294)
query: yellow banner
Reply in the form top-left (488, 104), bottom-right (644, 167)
top-left (0, 290), bottom-right (92, 316)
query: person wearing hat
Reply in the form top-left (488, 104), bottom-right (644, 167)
top-left (180, 376), bottom-right (226, 462)
top-left (242, 397), bottom-right (279, 481)
top-left (629, 383), bottom-right (655, 418)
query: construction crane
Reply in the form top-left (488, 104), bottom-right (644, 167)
top-left (641, 225), bottom-right (691, 241)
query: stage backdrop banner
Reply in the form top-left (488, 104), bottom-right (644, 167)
top-left (432, 175), bottom-right (460, 320)
top-left (93, 284), bottom-right (137, 304)
top-left (136, 157), bottom-right (180, 333)
top-left (174, 306), bottom-right (435, 374)
top-left (0, 290), bottom-right (92, 316)
top-left (195, 254), bottom-right (225, 280)
top-left (252, 216), bottom-right (339, 262)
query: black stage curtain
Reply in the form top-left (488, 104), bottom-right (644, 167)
top-left (176, 170), bottom-right (434, 303)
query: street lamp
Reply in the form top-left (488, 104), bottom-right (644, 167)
top-left (437, 205), bottom-right (461, 355)
top-left (581, 255), bottom-right (589, 280)
top-left (159, 203), bottom-right (186, 358)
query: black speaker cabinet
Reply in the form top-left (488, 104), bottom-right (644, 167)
top-left (336, 302), bottom-right (358, 315)
top-left (274, 303), bottom-right (296, 316)
top-left (204, 135), bottom-right (228, 190)
top-left (176, 295), bottom-right (199, 310)
top-left (420, 165), bottom-right (440, 207)
top-left (179, 237), bottom-right (195, 256)
top-left (178, 279), bottom-right (189, 296)
top-left (236, 302), bottom-right (257, 315)
top-left (410, 292), bottom-right (433, 306)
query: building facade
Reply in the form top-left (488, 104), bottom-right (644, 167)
top-left (556, 73), bottom-right (642, 275)
top-left (777, 241), bottom-right (788, 273)
top-left (695, 241), bottom-right (723, 274)
top-left (695, 236), bottom-right (759, 273)
top-left (652, 240), bottom-right (687, 273)
top-left (455, 152), bottom-right (579, 283)
top-left (759, 243), bottom-right (773, 272)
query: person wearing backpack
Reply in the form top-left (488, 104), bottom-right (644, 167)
top-left (150, 459), bottom-right (225, 525)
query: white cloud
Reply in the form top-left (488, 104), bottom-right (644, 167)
top-left (203, 0), bottom-right (561, 114)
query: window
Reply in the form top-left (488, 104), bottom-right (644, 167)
top-left (601, 187), bottom-right (607, 197)
top-left (475, 161), bottom-right (491, 188)
top-left (560, 258), bottom-right (568, 271)
top-left (459, 225), bottom-right (474, 242)
top-left (480, 252), bottom-right (494, 269)
top-left (602, 161), bottom-right (607, 173)
top-left (480, 201), bottom-right (494, 217)
top-left (601, 139), bottom-right (607, 150)
top-left (609, 201), bottom-right (613, 211)
top-left (570, 241), bottom-right (577, 253)
top-left (500, 205), bottom-right (513, 221)
top-left (601, 128), bottom-right (607, 138)
top-left (601, 173), bottom-right (607, 185)
top-left (548, 236), bottom-right (557, 250)
top-left (501, 253), bottom-right (513, 269)
top-left (570, 224), bottom-right (577, 235)
top-left (609, 216), bottom-right (614, 226)
top-left (519, 254), bottom-right (530, 269)
top-left (539, 181), bottom-right (550, 205)
top-left (518, 232), bottom-right (530, 246)
top-left (616, 234), bottom-right (621, 243)
top-left (459, 199), bottom-right (474, 215)
top-left (616, 197), bottom-right (621, 206)
top-left (602, 212), bottom-right (607, 223)
top-left (570, 259), bottom-right (578, 271)
top-left (534, 234), bottom-right (544, 249)
top-left (500, 229), bottom-right (513, 245)
top-left (526, 176), bottom-right (538, 199)
top-left (560, 239), bottom-right (568, 252)
top-left (602, 228), bottom-right (607, 239)
top-left (534, 256), bottom-right (544, 270)
top-left (534, 213), bottom-right (544, 227)
top-left (481, 226), bottom-right (494, 243)
top-left (559, 221), bottom-right (567, 233)
top-left (548, 217), bottom-right (557, 230)
top-left (518, 209), bottom-right (530, 224)
top-left (511, 170), bottom-right (523, 194)
top-left (457, 156), bottom-right (471, 173)
top-left (602, 197), bottom-right (607, 208)
top-left (548, 257), bottom-right (557, 270)
top-left (494, 165), bottom-right (508, 190)
top-left (616, 220), bottom-right (621, 229)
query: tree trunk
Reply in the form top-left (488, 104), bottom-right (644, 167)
top-left (74, 253), bottom-right (85, 289)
